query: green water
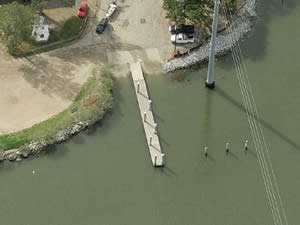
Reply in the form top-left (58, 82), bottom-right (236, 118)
top-left (1, 1), bottom-right (300, 224)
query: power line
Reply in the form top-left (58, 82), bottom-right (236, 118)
top-left (219, 1), bottom-right (289, 225)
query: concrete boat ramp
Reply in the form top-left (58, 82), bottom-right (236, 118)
top-left (130, 61), bottom-right (164, 167)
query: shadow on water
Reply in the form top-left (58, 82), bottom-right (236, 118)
top-left (0, 79), bottom-right (124, 167)
top-left (168, 0), bottom-right (300, 73)
top-left (157, 166), bottom-right (177, 177)
top-left (241, 0), bottom-right (299, 61)
top-left (0, 161), bottom-right (18, 174)
top-left (152, 111), bottom-right (165, 123)
top-left (227, 150), bottom-right (239, 159)
top-left (41, 81), bottom-right (121, 160)
top-left (205, 153), bottom-right (216, 162)
top-left (71, 134), bottom-right (86, 145)
top-left (0, 142), bottom-right (70, 171)
top-left (85, 79), bottom-right (124, 137)
top-left (214, 86), bottom-right (300, 151)
top-left (218, 0), bottom-right (299, 70)
top-left (245, 148), bottom-right (257, 158)
top-left (44, 143), bottom-right (69, 160)
top-left (202, 86), bottom-right (213, 146)
top-left (84, 112), bottom-right (114, 137)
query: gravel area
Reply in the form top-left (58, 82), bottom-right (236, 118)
top-left (163, 0), bottom-right (257, 73)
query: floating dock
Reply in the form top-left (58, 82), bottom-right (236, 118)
top-left (130, 61), bottom-right (164, 167)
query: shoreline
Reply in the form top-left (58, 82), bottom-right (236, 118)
top-left (163, 0), bottom-right (257, 73)
top-left (1, 120), bottom-right (96, 161)
top-left (0, 0), bottom-right (257, 162)
top-left (0, 66), bottom-right (113, 162)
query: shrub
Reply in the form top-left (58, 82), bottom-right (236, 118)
top-left (163, 0), bottom-right (237, 29)
top-left (61, 16), bottom-right (83, 40)
top-left (0, 2), bottom-right (35, 54)
top-left (63, 0), bottom-right (76, 7)
top-left (75, 66), bottom-right (114, 123)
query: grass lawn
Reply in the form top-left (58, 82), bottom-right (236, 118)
top-left (48, 15), bottom-right (84, 42)
top-left (0, 66), bottom-right (113, 151)
top-left (17, 15), bottom-right (86, 55)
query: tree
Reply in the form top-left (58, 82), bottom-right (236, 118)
top-left (31, 0), bottom-right (47, 14)
top-left (163, 0), bottom-right (186, 24)
top-left (184, 0), bottom-right (214, 28)
top-left (0, 2), bottom-right (35, 54)
top-left (163, 0), bottom-right (237, 29)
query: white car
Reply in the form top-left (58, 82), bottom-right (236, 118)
top-left (170, 33), bottom-right (195, 44)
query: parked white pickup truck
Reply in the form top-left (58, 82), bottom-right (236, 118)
top-left (170, 33), bottom-right (195, 44)
top-left (106, 2), bottom-right (117, 18)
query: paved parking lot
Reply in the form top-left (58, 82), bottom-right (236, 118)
top-left (68, 0), bottom-right (174, 75)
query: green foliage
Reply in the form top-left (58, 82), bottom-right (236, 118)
top-left (163, 0), bottom-right (186, 24)
top-left (63, 0), bottom-right (75, 7)
top-left (12, 15), bottom-right (86, 56)
top-left (74, 66), bottom-right (113, 123)
top-left (0, 109), bottom-right (72, 149)
top-left (46, 16), bottom-right (83, 43)
top-left (0, 2), bottom-right (35, 54)
top-left (0, 65), bottom-right (114, 150)
top-left (185, 0), bottom-right (214, 28)
top-left (163, 0), bottom-right (237, 29)
top-left (31, 0), bottom-right (47, 13)
top-left (224, 0), bottom-right (237, 15)
top-left (60, 16), bottom-right (83, 39)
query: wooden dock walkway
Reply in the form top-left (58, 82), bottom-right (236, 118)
top-left (130, 61), bottom-right (164, 167)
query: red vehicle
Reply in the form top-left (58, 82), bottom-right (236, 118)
top-left (77, 1), bottom-right (89, 18)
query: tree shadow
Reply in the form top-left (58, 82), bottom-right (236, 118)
top-left (71, 133), bottom-right (86, 145)
top-left (19, 56), bottom-right (81, 100)
top-left (216, 0), bottom-right (299, 73)
top-left (43, 144), bottom-right (69, 160)
top-left (46, 29), bottom-right (143, 70)
top-left (0, 161), bottom-right (18, 174)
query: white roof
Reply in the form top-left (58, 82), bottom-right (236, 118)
top-left (32, 16), bottom-right (50, 42)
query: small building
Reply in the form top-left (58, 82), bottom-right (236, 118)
top-left (32, 16), bottom-right (50, 43)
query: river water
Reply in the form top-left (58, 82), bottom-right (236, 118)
top-left (1, 1), bottom-right (300, 224)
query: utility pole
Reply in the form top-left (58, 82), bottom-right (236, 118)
top-left (206, 0), bottom-right (220, 89)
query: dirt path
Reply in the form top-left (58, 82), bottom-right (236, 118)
top-left (0, 47), bottom-right (95, 134)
